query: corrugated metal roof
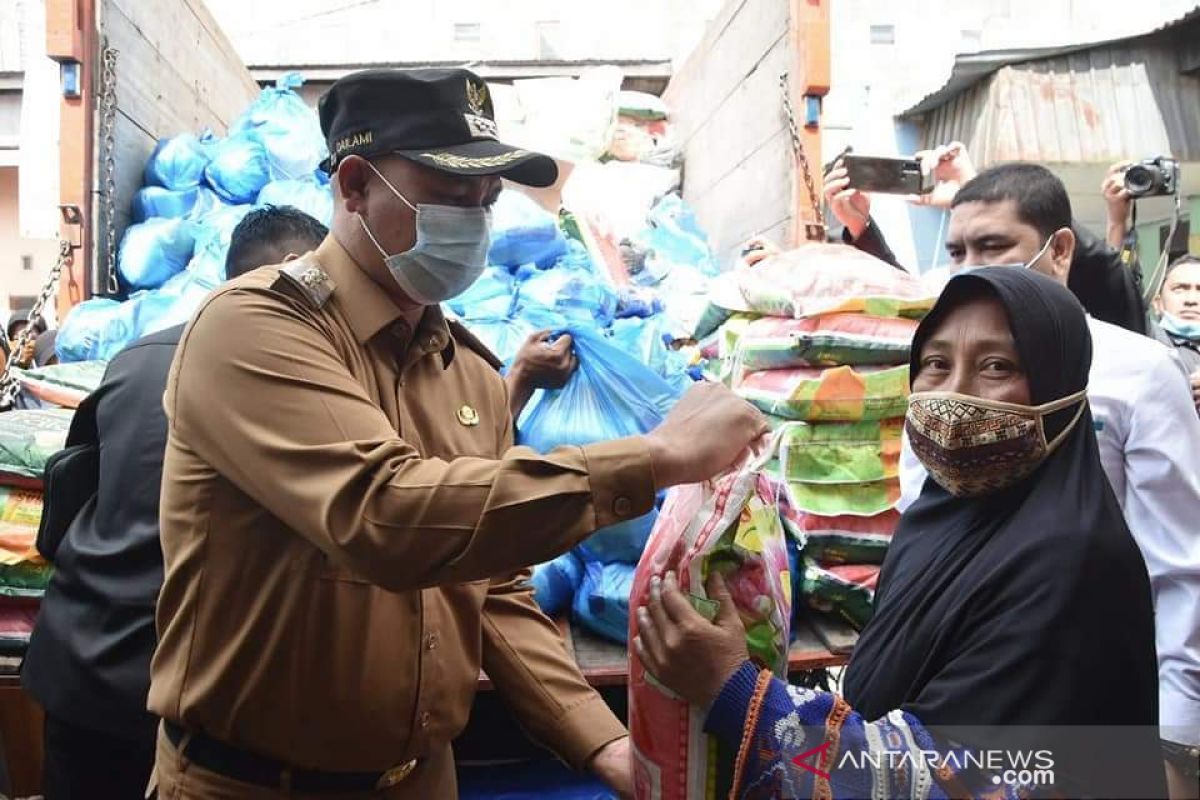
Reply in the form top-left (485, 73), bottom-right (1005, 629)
top-left (914, 35), bottom-right (1200, 164)
top-left (901, 4), bottom-right (1200, 118)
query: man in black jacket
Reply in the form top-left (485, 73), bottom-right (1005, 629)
top-left (22, 206), bottom-right (329, 800)
top-left (817, 143), bottom-right (1148, 334)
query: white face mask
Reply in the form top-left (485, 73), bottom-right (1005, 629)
top-left (357, 161), bottom-right (492, 305)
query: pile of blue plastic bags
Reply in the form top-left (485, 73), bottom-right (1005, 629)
top-left (56, 74), bottom-right (332, 363)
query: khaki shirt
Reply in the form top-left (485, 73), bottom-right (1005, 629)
top-left (149, 236), bottom-right (654, 772)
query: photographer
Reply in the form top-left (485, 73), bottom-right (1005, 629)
top-left (811, 143), bottom-right (1150, 334)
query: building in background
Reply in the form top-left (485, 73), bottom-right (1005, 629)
top-left (823, 0), bottom-right (1200, 269)
top-left (0, 0), bottom-right (61, 325)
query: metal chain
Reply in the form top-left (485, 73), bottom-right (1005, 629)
top-left (100, 43), bottom-right (120, 294)
top-left (0, 239), bottom-right (73, 408)
top-left (779, 72), bottom-right (826, 241)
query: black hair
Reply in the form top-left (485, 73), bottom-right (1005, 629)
top-left (224, 205), bottom-right (329, 279)
top-left (7, 312), bottom-right (47, 341)
top-left (951, 163), bottom-right (1073, 241)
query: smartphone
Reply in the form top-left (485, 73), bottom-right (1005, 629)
top-left (843, 154), bottom-right (933, 195)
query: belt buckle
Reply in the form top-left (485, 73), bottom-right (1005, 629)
top-left (377, 759), bottom-right (418, 789)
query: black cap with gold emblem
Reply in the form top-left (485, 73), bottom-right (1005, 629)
top-left (318, 67), bottom-right (557, 188)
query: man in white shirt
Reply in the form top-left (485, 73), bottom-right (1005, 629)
top-left (894, 163), bottom-right (1200, 794)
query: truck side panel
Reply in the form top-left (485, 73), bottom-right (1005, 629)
top-left (94, 0), bottom-right (258, 293)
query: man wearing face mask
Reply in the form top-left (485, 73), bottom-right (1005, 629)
top-left (147, 69), bottom-right (768, 799)
top-left (1151, 255), bottom-right (1200, 410)
top-left (898, 163), bottom-right (1200, 797)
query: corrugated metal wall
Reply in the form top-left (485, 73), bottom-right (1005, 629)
top-left (916, 31), bottom-right (1200, 165)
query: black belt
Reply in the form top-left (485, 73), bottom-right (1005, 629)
top-left (164, 720), bottom-right (418, 793)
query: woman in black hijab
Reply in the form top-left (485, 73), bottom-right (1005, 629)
top-left (633, 267), bottom-right (1165, 798)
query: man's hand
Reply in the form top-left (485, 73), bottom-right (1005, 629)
top-left (1102, 160), bottom-right (1135, 249)
top-left (740, 236), bottom-right (781, 267)
top-left (909, 141), bottom-right (977, 209)
top-left (588, 736), bottom-right (633, 798)
top-left (645, 382), bottom-right (768, 489)
top-left (8, 336), bottom-right (34, 369)
top-left (505, 331), bottom-right (577, 421)
top-left (634, 571), bottom-right (750, 710)
top-left (823, 160), bottom-right (871, 240)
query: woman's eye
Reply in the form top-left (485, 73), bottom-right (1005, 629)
top-left (983, 359), bottom-right (1014, 373)
top-left (921, 357), bottom-right (949, 371)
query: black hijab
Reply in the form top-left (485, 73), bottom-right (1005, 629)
top-left (842, 267), bottom-right (1164, 798)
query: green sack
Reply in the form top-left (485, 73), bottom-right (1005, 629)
top-left (0, 409), bottom-right (74, 479)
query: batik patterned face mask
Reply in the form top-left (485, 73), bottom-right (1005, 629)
top-left (905, 388), bottom-right (1087, 496)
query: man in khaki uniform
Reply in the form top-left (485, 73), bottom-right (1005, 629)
top-left (149, 68), bottom-right (767, 798)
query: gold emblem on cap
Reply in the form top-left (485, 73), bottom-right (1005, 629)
top-left (422, 150), bottom-right (527, 169)
top-left (466, 80), bottom-right (488, 115)
top-left (457, 404), bottom-right (480, 427)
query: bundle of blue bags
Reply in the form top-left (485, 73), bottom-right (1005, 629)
top-left (56, 73), bottom-right (333, 363)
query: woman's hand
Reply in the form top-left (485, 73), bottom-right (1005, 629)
top-left (634, 571), bottom-right (749, 709)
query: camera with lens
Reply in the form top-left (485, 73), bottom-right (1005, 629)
top-left (1124, 156), bottom-right (1180, 198)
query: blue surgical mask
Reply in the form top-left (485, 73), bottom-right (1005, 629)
top-left (1160, 311), bottom-right (1200, 341)
top-left (959, 235), bottom-right (1055, 275)
top-left (358, 162), bottom-right (492, 305)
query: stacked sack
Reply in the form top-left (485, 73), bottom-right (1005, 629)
top-left (0, 409), bottom-right (74, 654)
top-left (701, 244), bottom-right (935, 630)
top-left (57, 74), bottom-right (331, 364)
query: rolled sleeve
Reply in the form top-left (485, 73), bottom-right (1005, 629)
top-left (480, 571), bottom-right (627, 769)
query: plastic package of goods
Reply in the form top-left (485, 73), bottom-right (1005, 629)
top-left (530, 551), bottom-right (584, 617)
top-left (516, 257), bottom-right (618, 330)
top-left (0, 409), bottom-right (73, 482)
top-left (630, 440), bottom-right (792, 800)
top-left (573, 560), bottom-right (635, 644)
top-left (519, 328), bottom-right (680, 563)
top-left (204, 133), bottom-right (273, 204)
top-left (736, 244), bottom-right (936, 319)
top-left (608, 316), bottom-right (693, 395)
top-left (447, 267), bottom-right (515, 319)
top-left (132, 185), bottom-right (222, 223)
top-left (631, 194), bottom-right (717, 284)
top-left (801, 562), bottom-right (880, 630)
top-left (617, 90), bottom-right (669, 121)
top-left (487, 191), bottom-right (567, 269)
top-left (143, 133), bottom-right (214, 190)
top-left (734, 313), bottom-right (918, 370)
top-left (256, 179), bottom-right (334, 227)
top-left (127, 272), bottom-right (213, 340)
top-left (0, 598), bottom-right (40, 649)
top-left (615, 286), bottom-right (662, 319)
top-left (55, 299), bottom-right (124, 363)
top-left (462, 306), bottom-right (565, 367)
top-left (117, 218), bottom-right (198, 290)
top-left (231, 73), bottom-right (328, 181)
top-left (0, 563), bottom-right (52, 597)
top-left (508, 67), bottom-right (622, 163)
top-left (769, 418), bottom-right (902, 484)
top-left (0, 486), bottom-right (44, 565)
top-left (15, 362), bottom-right (107, 409)
top-left (735, 364), bottom-right (910, 422)
top-left (187, 204), bottom-right (256, 287)
top-left (561, 161), bottom-right (681, 246)
top-left (784, 477), bottom-right (902, 517)
top-left (781, 507), bottom-right (899, 566)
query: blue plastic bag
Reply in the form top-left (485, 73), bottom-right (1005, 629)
top-left (516, 261), bottom-right (617, 330)
top-left (487, 191), bottom-right (567, 270)
top-left (232, 73), bottom-right (328, 180)
top-left (55, 298), bottom-right (138, 362)
top-left (632, 193), bottom-right (718, 284)
top-left (608, 316), bottom-right (693, 396)
top-left (187, 204), bottom-right (255, 287)
top-left (132, 272), bottom-right (213, 338)
top-left (573, 561), bottom-right (635, 644)
top-left (518, 327), bottom-right (680, 562)
top-left (256, 178), bottom-right (334, 227)
top-left (132, 185), bottom-right (222, 223)
top-left (461, 306), bottom-right (566, 367)
top-left (143, 133), bottom-right (213, 190)
top-left (204, 133), bottom-right (272, 204)
top-left (530, 552), bottom-right (584, 617)
top-left (615, 286), bottom-right (662, 319)
top-left (447, 267), bottom-right (516, 319)
top-left (117, 218), bottom-right (197, 290)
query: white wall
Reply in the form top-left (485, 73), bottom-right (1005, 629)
top-left (0, 166), bottom-right (62, 321)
